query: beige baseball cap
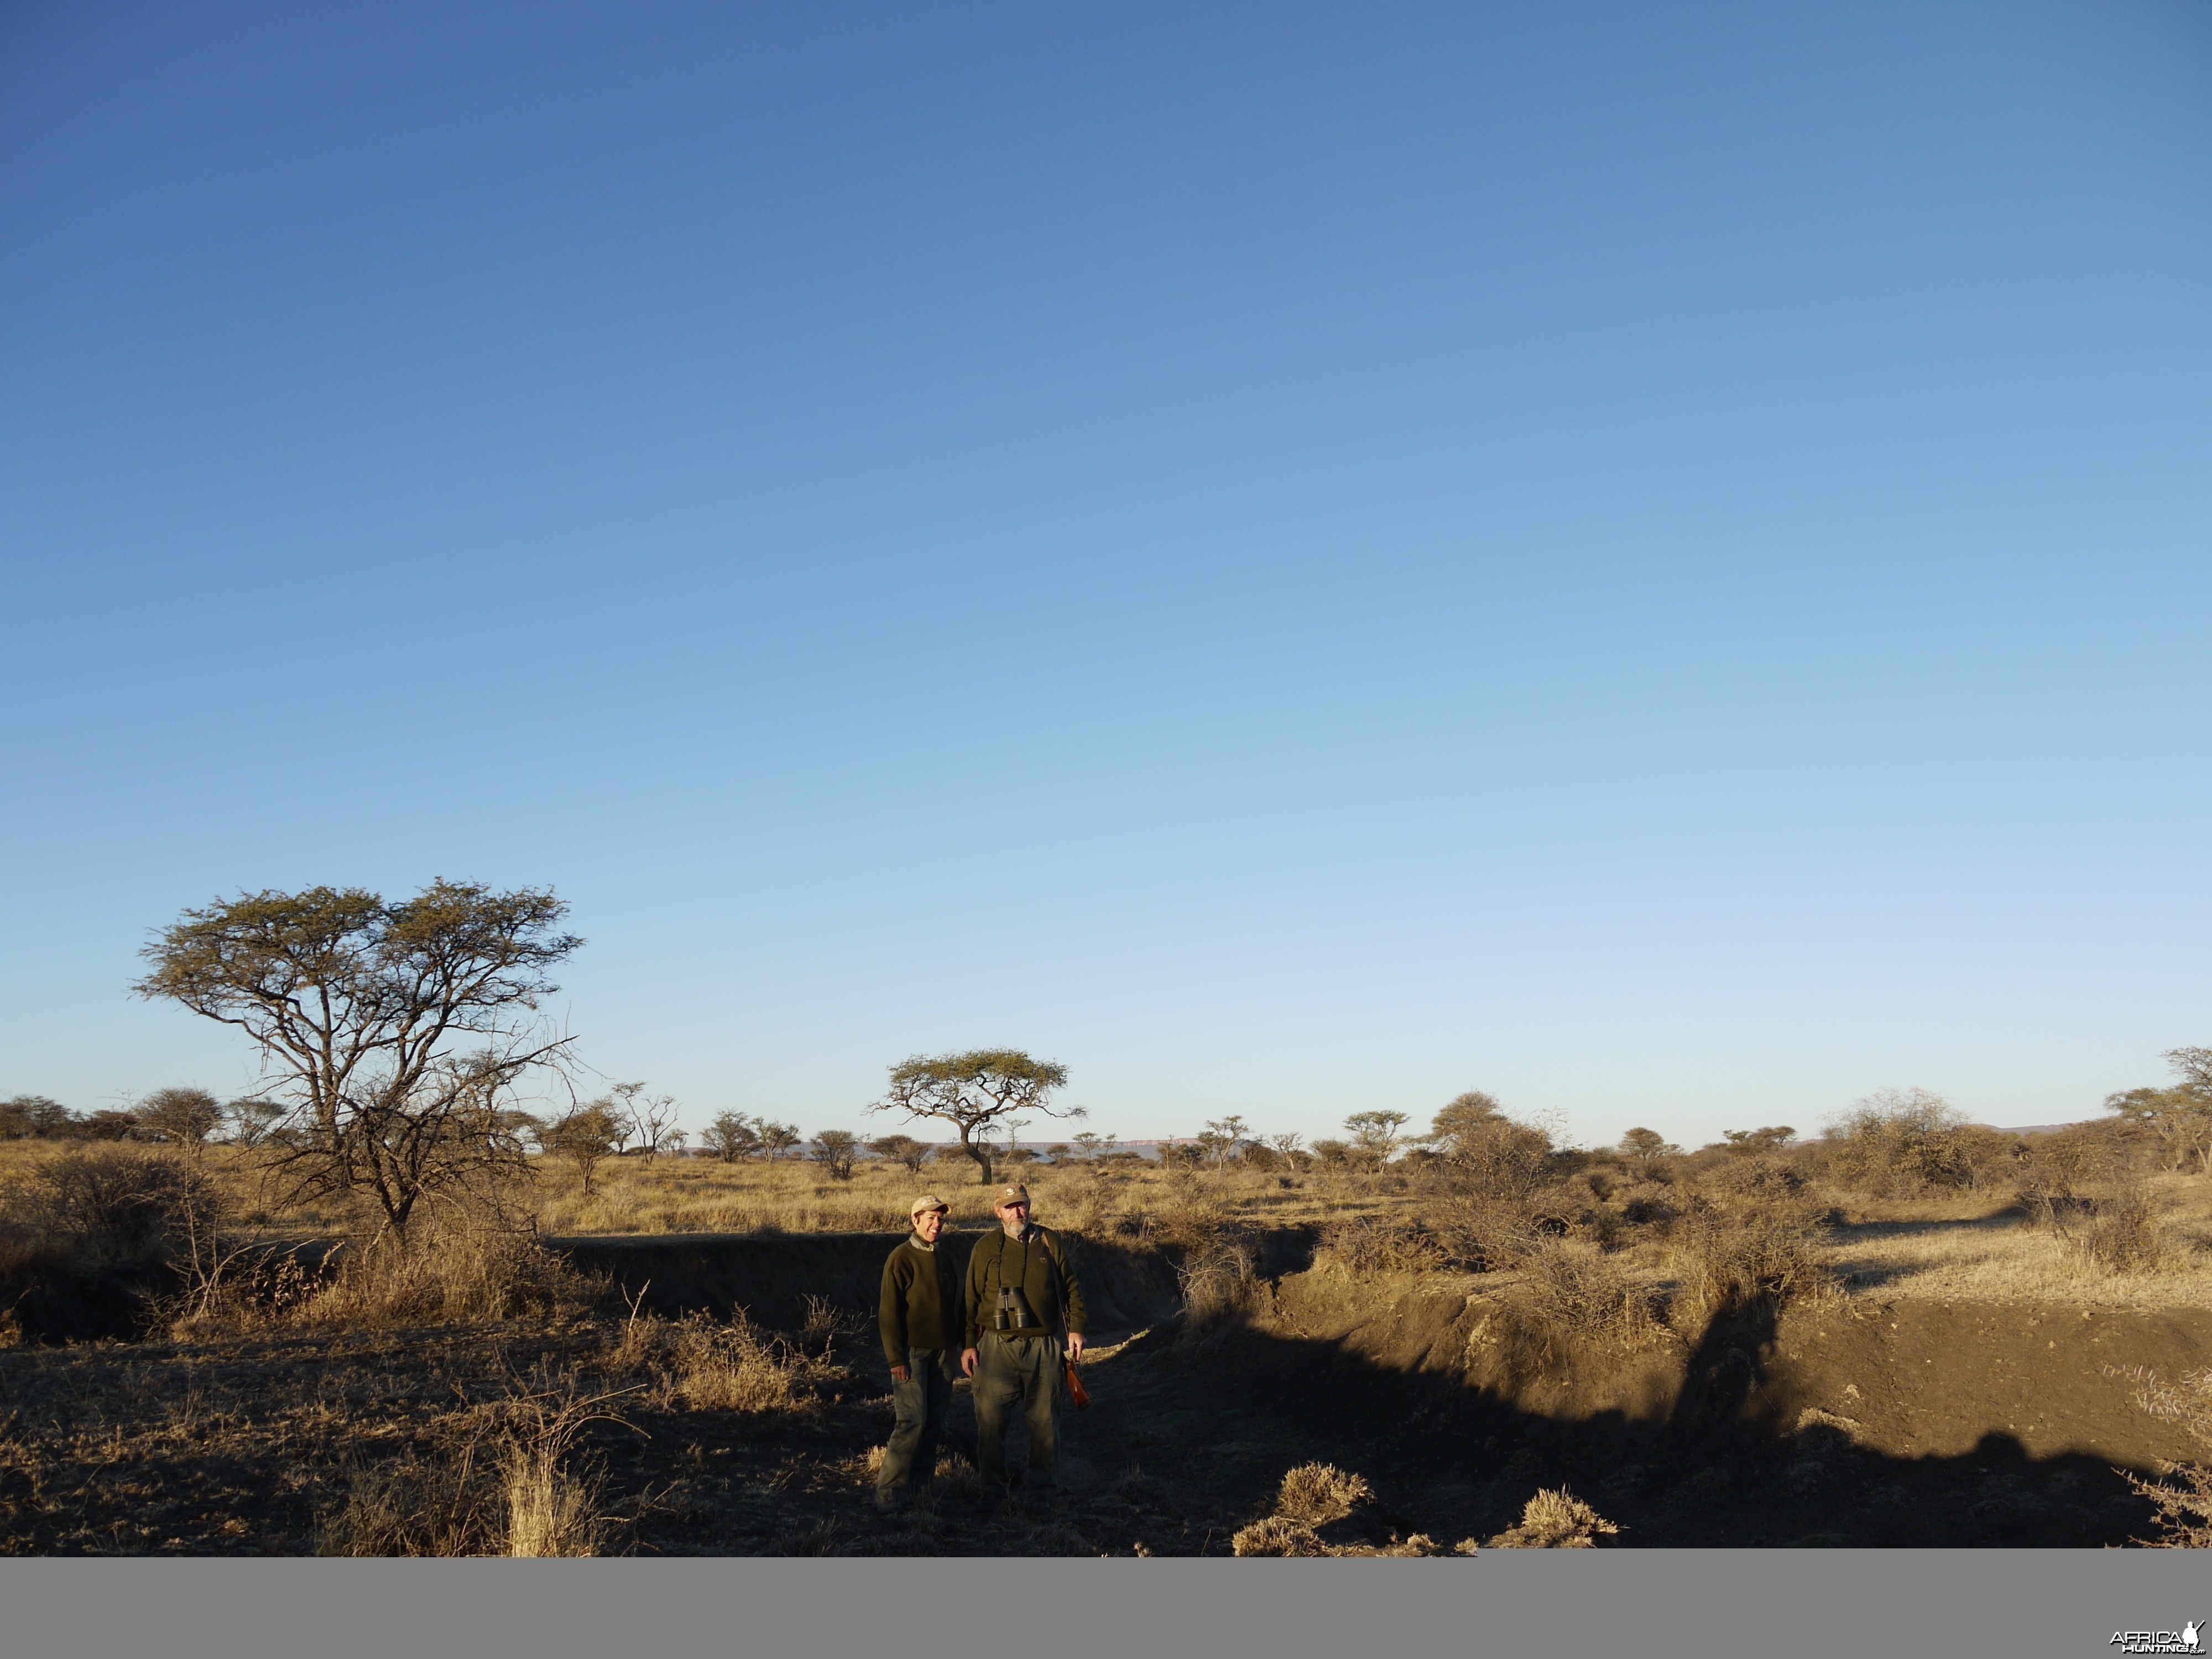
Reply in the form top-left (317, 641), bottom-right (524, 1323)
top-left (995, 1183), bottom-right (1031, 1207)
top-left (910, 1193), bottom-right (949, 1218)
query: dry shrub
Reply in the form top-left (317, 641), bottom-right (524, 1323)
top-left (1670, 1199), bottom-right (1830, 1312)
top-left (2114, 1365), bottom-right (2212, 1547)
top-left (1175, 1235), bottom-right (1263, 1328)
top-left (291, 1226), bottom-right (596, 1329)
top-left (1430, 1117), bottom-right (1554, 1204)
top-left (5, 1148), bottom-right (217, 1264)
top-left (1824, 1088), bottom-right (1980, 1197)
top-left (1516, 1239), bottom-right (1666, 1349)
top-left (1314, 1215), bottom-right (1451, 1276)
top-left (1488, 1486), bottom-right (1621, 1548)
top-left (1153, 1171), bottom-right (1231, 1245)
top-left (799, 1292), bottom-right (866, 1359)
top-left (1698, 1156), bottom-right (1804, 1203)
top-left (2034, 1176), bottom-right (2174, 1277)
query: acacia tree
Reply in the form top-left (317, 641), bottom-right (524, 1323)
top-left (1196, 1115), bottom-right (1248, 1170)
top-left (810, 1130), bottom-right (860, 1180)
top-left (225, 1097), bottom-right (285, 1147)
top-left (2109, 1048), bottom-right (2212, 1175)
top-left (1425, 1093), bottom-right (1552, 1201)
top-left (1721, 1126), bottom-right (1797, 1157)
top-left (136, 881), bottom-right (581, 1240)
top-left (1619, 1128), bottom-right (1681, 1162)
top-left (757, 1120), bottom-right (802, 1162)
top-left (869, 1049), bottom-right (1082, 1186)
top-left (0, 1096), bottom-right (76, 1139)
top-left (703, 1112), bottom-right (761, 1163)
top-left (869, 1133), bottom-right (928, 1173)
top-left (1344, 1109), bottom-right (1410, 1172)
top-left (544, 1101), bottom-right (622, 1195)
top-left (612, 1082), bottom-right (681, 1158)
top-left (135, 1087), bottom-right (224, 1151)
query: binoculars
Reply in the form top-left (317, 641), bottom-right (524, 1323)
top-left (991, 1286), bottom-right (1043, 1332)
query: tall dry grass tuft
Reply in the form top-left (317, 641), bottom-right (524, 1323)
top-left (497, 1385), bottom-right (627, 1557)
top-left (1488, 1486), bottom-right (1621, 1548)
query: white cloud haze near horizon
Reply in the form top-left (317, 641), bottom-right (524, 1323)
top-left (3, 3), bottom-right (2208, 1150)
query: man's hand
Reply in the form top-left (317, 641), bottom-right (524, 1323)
top-left (890, 1363), bottom-right (910, 1383)
top-left (1066, 1333), bottom-right (1086, 1363)
top-left (960, 1347), bottom-right (978, 1378)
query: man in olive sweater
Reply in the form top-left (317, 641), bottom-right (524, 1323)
top-left (877, 1193), bottom-right (962, 1512)
top-left (961, 1182), bottom-right (1087, 1496)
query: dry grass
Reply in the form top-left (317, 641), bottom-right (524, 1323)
top-left (1488, 1486), bottom-right (1621, 1548)
top-left (1232, 1462), bottom-right (1478, 1557)
top-left (14, 1135), bottom-right (2212, 1337)
top-left (604, 1307), bottom-right (837, 1415)
top-left (1822, 1175), bottom-right (2212, 1310)
top-left (1275, 1462), bottom-right (1373, 1525)
top-left (321, 1375), bottom-right (632, 1557)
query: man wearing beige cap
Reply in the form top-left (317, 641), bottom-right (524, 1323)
top-left (876, 1192), bottom-right (961, 1512)
top-left (961, 1183), bottom-right (1087, 1498)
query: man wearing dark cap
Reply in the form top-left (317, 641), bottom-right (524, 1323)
top-left (877, 1192), bottom-right (961, 1513)
top-left (961, 1183), bottom-right (1087, 1497)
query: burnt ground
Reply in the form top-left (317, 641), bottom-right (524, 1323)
top-left (1, 1232), bottom-right (2207, 1554)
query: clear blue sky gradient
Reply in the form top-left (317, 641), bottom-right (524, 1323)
top-left (3, 3), bottom-right (2208, 1147)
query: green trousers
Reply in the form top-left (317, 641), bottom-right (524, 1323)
top-left (973, 1332), bottom-right (1061, 1491)
top-left (877, 1350), bottom-right (953, 1507)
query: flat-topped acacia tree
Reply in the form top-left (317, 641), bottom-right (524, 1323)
top-left (869, 1048), bottom-right (1082, 1186)
top-left (135, 880), bottom-right (581, 1240)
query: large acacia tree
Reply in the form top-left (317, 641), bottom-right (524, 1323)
top-left (869, 1048), bottom-right (1082, 1185)
top-left (136, 880), bottom-right (582, 1239)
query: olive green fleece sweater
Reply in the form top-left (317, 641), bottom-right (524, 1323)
top-left (879, 1235), bottom-right (962, 1369)
top-left (962, 1225), bottom-right (1086, 1347)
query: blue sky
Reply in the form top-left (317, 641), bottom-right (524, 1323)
top-left (3, 3), bottom-right (2207, 1148)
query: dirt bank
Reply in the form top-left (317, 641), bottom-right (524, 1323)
top-left (1260, 1267), bottom-right (2212, 1467)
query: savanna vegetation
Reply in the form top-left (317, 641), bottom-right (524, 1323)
top-left (6, 883), bottom-right (2212, 1554)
